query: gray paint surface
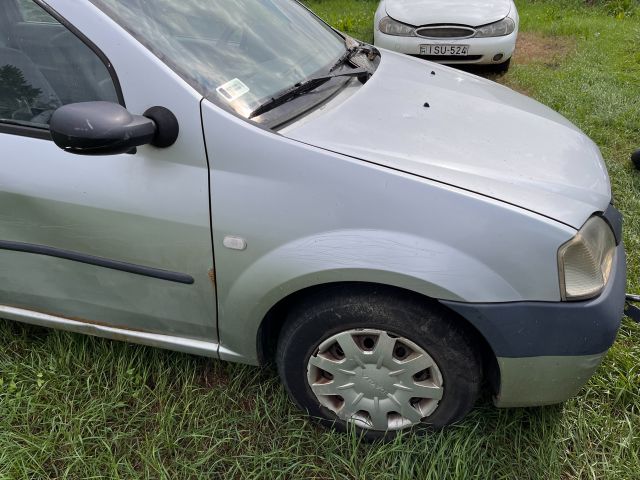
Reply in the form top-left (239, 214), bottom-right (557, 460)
top-left (495, 353), bottom-right (605, 407)
top-left (283, 51), bottom-right (611, 229)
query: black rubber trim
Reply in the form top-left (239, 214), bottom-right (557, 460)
top-left (602, 204), bottom-right (623, 245)
top-left (0, 123), bottom-right (51, 140)
top-left (34, 0), bottom-right (126, 107)
top-left (442, 245), bottom-right (626, 358)
top-left (0, 240), bottom-right (194, 285)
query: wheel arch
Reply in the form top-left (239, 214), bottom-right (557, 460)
top-left (256, 281), bottom-right (500, 396)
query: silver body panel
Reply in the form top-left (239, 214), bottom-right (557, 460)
top-left (0, 304), bottom-right (226, 358)
top-left (283, 51), bottom-right (611, 230)
top-left (0, 0), bottom-right (217, 342)
top-left (495, 353), bottom-right (606, 407)
top-left (0, 0), bottom-right (621, 409)
top-left (201, 101), bottom-right (576, 364)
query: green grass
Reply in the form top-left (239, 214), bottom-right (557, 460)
top-left (2, 0), bottom-right (640, 478)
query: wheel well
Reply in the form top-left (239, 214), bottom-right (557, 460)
top-left (256, 281), bottom-right (500, 396)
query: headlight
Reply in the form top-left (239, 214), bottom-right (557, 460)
top-left (474, 17), bottom-right (516, 37)
top-left (558, 216), bottom-right (616, 301)
top-left (378, 16), bottom-right (416, 37)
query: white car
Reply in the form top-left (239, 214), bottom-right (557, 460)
top-left (374, 0), bottom-right (519, 71)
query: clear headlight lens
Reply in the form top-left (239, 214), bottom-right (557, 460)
top-left (558, 216), bottom-right (616, 301)
top-left (474, 17), bottom-right (516, 37)
top-left (379, 16), bottom-right (416, 37)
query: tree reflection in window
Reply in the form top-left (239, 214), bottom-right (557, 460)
top-left (0, 64), bottom-right (43, 122)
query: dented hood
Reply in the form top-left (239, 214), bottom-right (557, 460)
top-left (282, 52), bottom-right (611, 229)
top-left (384, 0), bottom-right (512, 27)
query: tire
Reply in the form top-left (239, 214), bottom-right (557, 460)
top-left (276, 286), bottom-right (482, 441)
top-left (491, 58), bottom-right (511, 74)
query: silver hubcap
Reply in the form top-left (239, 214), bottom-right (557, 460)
top-left (306, 329), bottom-right (444, 431)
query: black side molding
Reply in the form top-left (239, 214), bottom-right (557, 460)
top-left (0, 240), bottom-right (194, 285)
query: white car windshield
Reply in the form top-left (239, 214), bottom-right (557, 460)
top-left (90, 0), bottom-right (346, 117)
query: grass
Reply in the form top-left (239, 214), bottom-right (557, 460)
top-left (2, 0), bottom-right (640, 478)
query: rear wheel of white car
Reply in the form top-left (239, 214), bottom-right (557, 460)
top-left (276, 287), bottom-right (482, 440)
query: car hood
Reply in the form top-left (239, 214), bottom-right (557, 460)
top-left (282, 52), bottom-right (611, 229)
top-left (384, 0), bottom-right (512, 27)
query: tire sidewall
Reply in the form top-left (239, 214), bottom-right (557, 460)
top-left (277, 293), bottom-right (481, 440)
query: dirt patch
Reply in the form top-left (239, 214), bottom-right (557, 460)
top-left (198, 361), bottom-right (229, 389)
top-left (238, 396), bottom-right (256, 412)
top-left (513, 32), bottom-right (576, 67)
top-left (496, 76), bottom-right (534, 97)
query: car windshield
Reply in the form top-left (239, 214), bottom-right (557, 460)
top-left (90, 0), bottom-right (347, 118)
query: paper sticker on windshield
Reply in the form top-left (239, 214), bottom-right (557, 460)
top-left (216, 78), bottom-right (250, 102)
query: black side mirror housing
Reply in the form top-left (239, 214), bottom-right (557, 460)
top-left (50, 102), bottom-right (178, 155)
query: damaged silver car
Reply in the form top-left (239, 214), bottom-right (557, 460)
top-left (0, 0), bottom-right (625, 439)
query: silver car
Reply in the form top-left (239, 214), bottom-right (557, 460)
top-left (0, 0), bottom-right (626, 440)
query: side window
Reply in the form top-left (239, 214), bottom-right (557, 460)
top-left (0, 0), bottom-right (119, 130)
top-left (16, 0), bottom-right (56, 24)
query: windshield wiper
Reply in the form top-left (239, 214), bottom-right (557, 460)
top-left (248, 67), bottom-right (370, 119)
top-left (333, 37), bottom-right (379, 72)
top-left (330, 45), bottom-right (359, 73)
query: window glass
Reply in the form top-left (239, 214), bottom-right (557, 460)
top-left (0, 0), bottom-right (119, 129)
top-left (90, 0), bottom-right (346, 118)
top-left (16, 0), bottom-right (56, 23)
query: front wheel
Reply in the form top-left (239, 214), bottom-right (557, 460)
top-left (276, 288), bottom-right (482, 440)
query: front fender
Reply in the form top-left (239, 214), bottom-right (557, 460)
top-left (201, 100), bottom-right (577, 366)
top-left (218, 229), bottom-right (520, 363)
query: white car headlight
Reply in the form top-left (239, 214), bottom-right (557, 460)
top-left (558, 216), bottom-right (616, 301)
top-left (474, 17), bottom-right (516, 37)
top-left (378, 16), bottom-right (416, 37)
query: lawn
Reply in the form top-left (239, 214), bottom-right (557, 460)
top-left (1, 0), bottom-right (640, 478)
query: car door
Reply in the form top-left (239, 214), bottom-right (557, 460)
top-left (0, 0), bottom-right (217, 348)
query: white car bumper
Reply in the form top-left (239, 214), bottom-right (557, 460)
top-left (373, 30), bottom-right (518, 65)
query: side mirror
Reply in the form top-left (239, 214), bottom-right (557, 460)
top-left (50, 101), bottom-right (179, 155)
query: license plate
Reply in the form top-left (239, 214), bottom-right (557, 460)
top-left (420, 44), bottom-right (469, 56)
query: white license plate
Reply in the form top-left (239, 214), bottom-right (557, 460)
top-left (420, 44), bottom-right (469, 56)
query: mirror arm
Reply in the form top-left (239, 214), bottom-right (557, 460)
top-left (144, 106), bottom-right (179, 148)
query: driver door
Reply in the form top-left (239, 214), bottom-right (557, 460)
top-left (0, 0), bottom-right (217, 346)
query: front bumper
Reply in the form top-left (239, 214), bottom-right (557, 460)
top-left (373, 30), bottom-right (518, 65)
top-left (442, 243), bottom-right (626, 407)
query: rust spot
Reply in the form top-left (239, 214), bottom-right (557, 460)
top-left (208, 268), bottom-right (216, 288)
top-left (68, 316), bottom-right (151, 334)
top-left (6, 303), bottom-right (152, 334)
